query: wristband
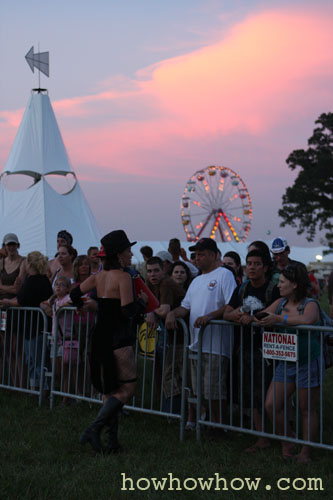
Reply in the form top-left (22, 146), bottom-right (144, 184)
top-left (283, 314), bottom-right (288, 325)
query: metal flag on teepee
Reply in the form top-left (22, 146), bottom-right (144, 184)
top-left (25, 46), bottom-right (49, 77)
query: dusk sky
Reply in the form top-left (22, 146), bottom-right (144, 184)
top-left (1, 0), bottom-right (332, 248)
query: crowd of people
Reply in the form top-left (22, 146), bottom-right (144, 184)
top-left (0, 229), bottom-right (331, 461)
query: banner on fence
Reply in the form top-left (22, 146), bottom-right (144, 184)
top-left (262, 331), bottom-right (298, 362)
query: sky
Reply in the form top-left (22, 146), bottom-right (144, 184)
top-left (0, 0), bottom-right (332, 249)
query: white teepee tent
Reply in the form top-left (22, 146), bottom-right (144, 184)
top-left (0, 89), bottom-right (101, 257)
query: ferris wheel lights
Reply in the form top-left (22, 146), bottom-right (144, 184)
top-left (181, 165), bottom-right (252, 243)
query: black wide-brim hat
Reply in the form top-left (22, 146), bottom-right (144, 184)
top-left (101, 230), bottom-right (136, 258)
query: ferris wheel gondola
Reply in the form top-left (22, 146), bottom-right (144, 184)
top-left (180, 165), bottom-right (252, 243)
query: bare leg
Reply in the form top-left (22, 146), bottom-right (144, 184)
top-left (265, 381), bottom-right (296, 457)
top-left (296, 387), bottom-right (320, 463)
top-left (211, 399), bottom-right (227, 424)
top-left (245, 409), bottom-right (270, 452)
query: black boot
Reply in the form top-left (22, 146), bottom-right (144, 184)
top-left (80, 396), bottom-right (123, 453)
top-left (105, 412), bottom-right (121, 454)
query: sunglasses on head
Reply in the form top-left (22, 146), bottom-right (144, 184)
top-left (282, 264), bottom-right (299, 279)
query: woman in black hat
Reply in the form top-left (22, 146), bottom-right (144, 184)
top-left (70, 230), bottom-right (147, 453)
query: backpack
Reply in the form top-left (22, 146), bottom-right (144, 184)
top-left (276, 297), bottom-right (333, 369)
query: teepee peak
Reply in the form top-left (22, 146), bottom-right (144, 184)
top-left (4, 90), bottom-right (72, 178)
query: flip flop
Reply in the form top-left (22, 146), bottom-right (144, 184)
top-left (245, 442), bottom-right (270, 453)
top-left (295, 455), bottom-right (312, 465)
top-left (282, 451), bottom-right (295, 459)
top-left (185, 421), bottom-right (196, 431)
top-left (282, 442), bottom-right (296, 459)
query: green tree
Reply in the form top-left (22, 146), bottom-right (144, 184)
top-left (279, 112), bottom-right (333, 252)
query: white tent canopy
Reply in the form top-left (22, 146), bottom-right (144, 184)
top-left (0, 90), bottom-right (101, 257)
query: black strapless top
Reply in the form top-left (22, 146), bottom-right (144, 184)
top-left (94, 298), bottom-right (135, 350)
top-left (89, 298), bottom-right (136, 394)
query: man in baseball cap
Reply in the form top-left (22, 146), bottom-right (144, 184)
top-left (270, 236), bottom-right (306, 273)
top-left (166, 236), bottom-right (236, 429)
top-left (189, 237), bottom-right (218, 254)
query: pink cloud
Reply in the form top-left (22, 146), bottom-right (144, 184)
top-left (1, 7), bottom-right (333, 180)
top-left (139, 9), bottom-right (333, 136)
top-left (66, 7), bottom-right (333, 176)
top-left (0, 108), bottom-right (24, 129)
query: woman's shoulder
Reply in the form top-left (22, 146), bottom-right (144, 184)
top-left (113, 269), bottom-right (132, 285)
top-left (301, 298), bottom-right (320, 312)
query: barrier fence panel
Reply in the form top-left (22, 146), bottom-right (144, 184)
top-left (4, 305), bottom-right (332, 451)
top-left (49, 307), bottom-right (99, 409)
top-left (0, 306), bottom-right (50, 406)
top-left (49, 307), bottom-right (189, 439)
top-left (129, 318), bottom-right (189, 441)
top-left (194, 320), bottom-right (333, 451)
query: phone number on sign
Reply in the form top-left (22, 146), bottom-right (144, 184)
top-left (263, 349), bottom-right (296, 358)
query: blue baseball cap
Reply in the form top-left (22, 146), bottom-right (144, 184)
top-left (271, 237), bottom-right (288, 254)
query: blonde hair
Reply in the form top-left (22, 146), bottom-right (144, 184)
top-left (27, 251), bottom-right (48, 275)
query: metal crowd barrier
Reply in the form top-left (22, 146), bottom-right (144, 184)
top-left (48, 306), bottom-right (98, 409)
top-left (0, 306), bottom-right (49, 406)
top-left (194, 320), bottom-right (333, 451)
top-left (48, 307), bottom-right (190, 440)
top-left (2, 305), bottom-right (332, 450)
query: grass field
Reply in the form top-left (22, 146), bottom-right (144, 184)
top-left (1, 291), bottom-right (332, 499)
top-left (1, 383), bottom-right (333, 500)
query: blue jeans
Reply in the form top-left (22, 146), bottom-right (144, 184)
top-left (23, 336), bottom-right (48, 389)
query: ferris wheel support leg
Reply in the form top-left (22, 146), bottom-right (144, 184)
top-left (197, 212), bottom-right (213, 239)
top-left (218, 225), bottom-right (225, 242)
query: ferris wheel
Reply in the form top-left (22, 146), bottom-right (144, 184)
top-left (180, 165), bottom-right (252, 243)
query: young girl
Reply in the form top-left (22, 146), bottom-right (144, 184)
top-left (50, 276), bottom-right (76, 406)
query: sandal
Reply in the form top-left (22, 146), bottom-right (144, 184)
top-left (245, 440), bottom-right (270, 453)
top-left (185, 421), bottom-right (196, 431)
top-left (294, 454), bottom-right (312, 465)
top-left (282, 445), bottom-right (296, 459)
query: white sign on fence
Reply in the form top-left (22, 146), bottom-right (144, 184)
top-left (262, 331), bottom-right (298, 362)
